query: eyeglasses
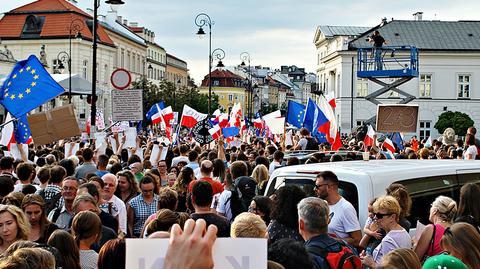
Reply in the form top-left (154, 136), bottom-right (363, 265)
top-left (248, 206), bottom-right (259, 213)
top-left (62, 186), bottom-right (77, 191)
top-left (142, 189), bottom-right (154, 194)
top-left (373, 212), bottom-right (393, 219)
top-left (314, 183), bottom-right (330, 190)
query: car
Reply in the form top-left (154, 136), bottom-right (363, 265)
top-left (282, 150), bottom-right (363, 164)
top-left (264, 159), bottom-right (480, 234)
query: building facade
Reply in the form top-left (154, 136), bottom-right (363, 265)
top-left (166, 53), bottom-right (188, 87)
top-left (314, 20), bottom-right (480, 139)
top-left (199, 69), bottom-right (248, 113)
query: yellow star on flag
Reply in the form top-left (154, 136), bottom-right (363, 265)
top-left (25, 88), bottom-right (31, 94)
top-left (31, 82), bottom-right (36, 87)
top-left (7, 82), bottom-right (11, 86)
top-left (31, 69), bottom-right (36, 74)
top-left (10, 94), bottom-right (15, 100)
top-left (18, 94), bottom-right (24, 99)
top-left (33, 75), bottom-right (39, 80)
top-left (4, 93), bottom-right (8, 97)
top-left (12, 74), bottom-right (17, 79)
top-left (26, 66), bottom-right (31, 71)
top-left (19, 69), bottom-right (24, 73)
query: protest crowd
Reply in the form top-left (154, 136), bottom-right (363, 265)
top-left (0, 108), bottom-right (479, 269)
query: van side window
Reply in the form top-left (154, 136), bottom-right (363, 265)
top-left (397, 175), bottom-right (459, 225)
top-left (457, 173), bottom-right (480, 185)
top-left (339, 182), bottom-right (359, 217)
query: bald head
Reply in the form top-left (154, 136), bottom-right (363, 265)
top-left (200, 160), bottom-right (213, 177)
top-left (101, 173), bottom-right (117, 200)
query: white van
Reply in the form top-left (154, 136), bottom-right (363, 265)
top-left (264, 159), bottom-right (480, 230)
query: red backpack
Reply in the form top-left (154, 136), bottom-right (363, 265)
top-left (307, 240), bottom-right (362, 269)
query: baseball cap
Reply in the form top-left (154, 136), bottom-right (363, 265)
top-left (422, 254), bottom-right (467, 269)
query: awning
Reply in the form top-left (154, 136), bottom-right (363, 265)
top-left (0, 73), bottom-right (104, 95)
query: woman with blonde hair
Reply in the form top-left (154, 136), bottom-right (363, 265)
top-left (0, 205), bottom-right (30, 254)
top-left (361, 195), bottom-right (412, 268)
top-left (414, 195), bottom-right (456, 261)
top-left (381, 248), bottom-right (421, 269)
top-left (440, 222), bottom-right (480, 269)
top-left (0, 247), bottom-right (56, 269)
top-left (251, 164), bottom-right (269, 194)
top-left (21, 194), bottom-right (58, 243)
top-left (231, 212), bottom-right (267, 238)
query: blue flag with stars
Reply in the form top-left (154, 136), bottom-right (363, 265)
top-left (286, 100), bottom-right (305, 128)
top-left (14, 115), bottom-right (31, 144)
top-left (0, 55), bottom-right (65, 118)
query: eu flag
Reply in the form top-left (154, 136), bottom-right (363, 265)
top-left (303, 98), bottom-right (328, 133)
top-left (0, 55), bottom-right (65, 117)
top-left (222, 127), bottom-right (239, 138)
top-left (390, 132), bottom-right (404, 150)
top-left (286, 100), bottom-right (305, 128)
top-left (14, 115), bottom-right (31, 144)
top-left (146, 101), bottom-right (165, 119)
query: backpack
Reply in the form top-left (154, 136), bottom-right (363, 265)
top-left (307, 240), bottom-right (362, 269)
top-left (38, 189), bottom-right (62, 215)
top-left (306, 137), bottom-right (319, 150)
top-left (225, 186), bottom-right (247, 221)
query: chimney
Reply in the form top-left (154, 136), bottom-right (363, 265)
top-left (413, 12), bottom-right (423, 21)
top-left (117, 16), bottom-right (122, 23)
top-left (129, 22), bottom-right (138, 27)
top-left (123, 19), bottom-right (128, 25)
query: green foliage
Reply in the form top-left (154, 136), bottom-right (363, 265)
top-left (259, 103), bottom-right (279, 115)
top-left (434, 111), bottom-right (474, 136)
top-left (132, 78), bottom-right (219, 116)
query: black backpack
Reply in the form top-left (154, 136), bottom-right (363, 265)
top-left (225, 186), bottom-right (247, 221)
top-left (306, 137), bottom-right (319, 150)
top-left (38, 189), bottom-right (62, 216)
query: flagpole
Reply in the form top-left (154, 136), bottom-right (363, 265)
top-left (0, 118), bottom-right (17, 130)
top-left (103, 121), bottom-right (121, 133)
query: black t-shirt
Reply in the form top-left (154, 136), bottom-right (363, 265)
top-left (99, 210), bottom-right (119, 234)
top-left (371, 35), bottom-right (385, 47)
top-left (190, 212), bottom-right (230, 237)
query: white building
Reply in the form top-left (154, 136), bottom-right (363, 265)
top-left (314, 20), bottom-right (480, 140)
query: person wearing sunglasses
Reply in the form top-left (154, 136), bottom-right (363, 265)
top-left (361, 195), bottom-right (412, 268)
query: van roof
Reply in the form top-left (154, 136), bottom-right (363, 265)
top-left (271, 159), bottom-right (480, 182)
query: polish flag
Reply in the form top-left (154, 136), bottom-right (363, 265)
top-left (151, 111), bottom-right (164, 125)
top-left (208, 124), bottom-right (222, 140)
top-left (253, 118), bottom-right (264, 129)
top-left (180, 105), bottom-right (207, 128)
top-left (0, 113), bottom-right (15, 150)
top-left (229, 103), bottom-right (242, 128)
top-left (218, 114), bottom-right (229, 128)
top-left (325, 91), bottom-right (336, 108)
top-left (383, 137), bottom-right (396, 153)
top-left (161, 106), bottom-right (174, 126)
top-left (364, 125), bottom-right (376, 147)
top-left (317, 95), bottom-right (341, 149)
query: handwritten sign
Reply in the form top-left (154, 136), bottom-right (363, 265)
top-left (376, 104), bottom-right (418, 133)
top-left (192, 119), bottom-right (214, 145)
top-left (126, 238), bottom-right (267, 269)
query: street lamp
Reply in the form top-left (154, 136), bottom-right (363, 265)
top-left (240, 52), bottom-right (252, 121)
top-left (57, 18), bottom-right (84, 104)
top-left (195, 13), bottom-right (213, 115)
top-left (91, 0), bottom-right (124, 129)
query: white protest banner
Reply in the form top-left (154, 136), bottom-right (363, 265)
top-left (126, 238), bottom-right (267, 269)
top-left (10, 144), bottom-right (28, 160)
top-left (149, 144), bottom-right (160, 165)
top-left (128, 148), bottom-right (144, 162)
top-left (64, 143), bottom-right (79, 158)
top-left (285, 130), bottom-right (293, 146)
top-left (124, 127), bottom-right (137, 148)
top-left (262, 110), bottom-right (281, 121)
top-left (94, 132), bottom-right (107, 155)
top-left (264, 117), bottom-right (285, 135)
top-left (112, 121), bottom-right (130, 133)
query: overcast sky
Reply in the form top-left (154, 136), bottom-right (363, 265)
top-left (2, 0), bottom-right (480, 84)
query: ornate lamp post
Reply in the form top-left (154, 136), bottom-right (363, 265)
top-left (240, 52), bottom-right (252, 121)
top-left (195, 13), bottom-right (213, 115)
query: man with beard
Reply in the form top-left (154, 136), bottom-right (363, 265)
top-left (314, 171), bottom-right (361, 248)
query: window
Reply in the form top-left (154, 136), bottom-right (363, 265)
top-left (104, 65), bottom-right (108, 83)
top-left (52, 59), bottom-right (62, 73)
top-left (213, 80), bottom-right (220, 86)
top-left (228, 94), bottom-right (233, 101)
top-left (120, 49), bottom-right (125, 68)
top-left (82, 60), bottom-right (88, 79)
top-left (356, 120), bottom-right (365, 127)
top-left (457, 74), bottom-right (471, 98)
top-left (21, 15), bottom-right (45, 37)
top-left (419, 120), bottom-right (431, 141)
top-left (419, 74), bottom-right (432, 98)
top-left (356, 78), bottom-right (368, 97)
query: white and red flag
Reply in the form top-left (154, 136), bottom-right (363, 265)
top-left (364, 125), bottom-right (376, 147)
top-left (383, 137), bottom-right (396, 153)
top-left (180, 105), bottom-right (207, 129)
top-left (208, 124), bottom-right (222, 140)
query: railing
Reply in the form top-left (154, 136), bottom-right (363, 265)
top-left (357, 46), bottom-right (419, 78)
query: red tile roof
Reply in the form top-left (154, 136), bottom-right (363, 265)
top-left (0, 0), bottom-right (115, 47)
top-left (201, 69), bottom-right (246, 87)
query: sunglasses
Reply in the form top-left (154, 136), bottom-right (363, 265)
top-left (314, 183), bottom-right (330, 190)
top-left (373, 212), bottom-right (393, 219)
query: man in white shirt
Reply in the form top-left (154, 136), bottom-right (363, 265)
top-left (315, 170), bottom-right (361, 248)
top-left (171, 144), bottom-right (189, 168)
top-left (101, 173), bottom-right (127, 235)
top-left (268, 150), bottom-right (284, 175)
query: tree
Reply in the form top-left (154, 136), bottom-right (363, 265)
top-left (259, 103), bottom-right (279, 115)
top-left (434, 111), bottom-right (474, 136)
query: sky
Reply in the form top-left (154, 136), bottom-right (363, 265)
top-left (2, 0), bottom-right (480, 84)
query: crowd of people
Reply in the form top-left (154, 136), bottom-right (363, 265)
top-left (0, 124), bottom-right (479, 269)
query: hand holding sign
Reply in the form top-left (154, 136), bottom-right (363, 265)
top-left (165, 219), bottom-right (217, 269)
